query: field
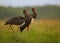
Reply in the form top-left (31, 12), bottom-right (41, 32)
top-left (0, 19), bottom-right (60, 43)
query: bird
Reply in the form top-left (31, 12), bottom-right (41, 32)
top-left (20, 8), bottom-right (37, 32)
top-left (5, 9), bottom-right (34, 32)
top-left (20, 9), bottom-right (32, 32)
top-left (31, 8), bottom-right (37, 19)
top-left (5, 10), bottom-right (28, 32)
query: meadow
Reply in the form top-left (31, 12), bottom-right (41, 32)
top-left (0, 19), bottom-right (60, 43)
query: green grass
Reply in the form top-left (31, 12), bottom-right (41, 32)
top-left (0, 19), bottom-right (60, 43)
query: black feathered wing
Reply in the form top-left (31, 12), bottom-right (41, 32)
top-left (5, 16), bottom-right (25, 25)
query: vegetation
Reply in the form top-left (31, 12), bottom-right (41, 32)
top-left (0, 5), bottom-right (60, 43)
top-left (0, 5), bottom-right (60, 19)
top-left (0, 19), bottom-right (60, 43)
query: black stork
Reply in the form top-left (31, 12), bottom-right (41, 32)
top-left (20, 9), bottom-right (32, 32)
top-left (31, 8), bottom-right (37, 19)
top-left (5, 10), bottom-right (27, 32)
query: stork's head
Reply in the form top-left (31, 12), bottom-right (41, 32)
top-left (23, 10), bottom-right (31, 17)
top-left (32, 8), bottom-right (37, 12)
top-left (32, 8), bottom-right (37, 18)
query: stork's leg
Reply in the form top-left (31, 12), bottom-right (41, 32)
top-left (10, 25), bottom-right (14, 33)
top-left (27, 26), bottom-right (29, 31)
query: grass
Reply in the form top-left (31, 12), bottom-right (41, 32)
top-left (0, 19), bottom-right (60, 43)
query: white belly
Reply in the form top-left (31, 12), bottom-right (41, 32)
top-left (31, 18), bottom-right (34, 23)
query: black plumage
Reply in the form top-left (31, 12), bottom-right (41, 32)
top-left (5, 16), bottom-right (25, 25)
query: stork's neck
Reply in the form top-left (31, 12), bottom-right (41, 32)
top-left (32, 10), bottom-right (37, 18)
top-left (33, 11), bottom-right (37, 15)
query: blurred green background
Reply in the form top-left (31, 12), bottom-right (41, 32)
top-left (0, 5), bottom-right (60, 19)
top-left (0, 0), bottom-right (60, 43)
